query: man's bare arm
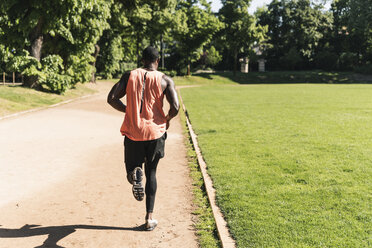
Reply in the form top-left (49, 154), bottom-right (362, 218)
top-left (107, 73), bottom-right (130, 113)
top-left (162, 75), bottom-right (179, 121)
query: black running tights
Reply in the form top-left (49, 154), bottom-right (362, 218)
top-left (144, 155), bottom-right (160, 213)
top-left (126, 155), bottom-right (160, 213)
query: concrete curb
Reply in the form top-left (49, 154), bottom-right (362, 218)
top-left (0, 93), bottom-right (99, 121)
top-left (179, 92), bottom-right (236, 248)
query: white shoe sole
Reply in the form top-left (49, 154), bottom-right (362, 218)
top-left (145, 219), bottom-right (158, 231)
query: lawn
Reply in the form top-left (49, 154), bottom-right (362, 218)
top-left (177, 75), bottom-right (372, 247)
top-left (174, 71), bottom-right (372, 86)
top-left (0, 83), bottom-right (97, 117)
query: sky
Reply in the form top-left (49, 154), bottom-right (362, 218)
top-left (210, 0), bottom-right (332, 14)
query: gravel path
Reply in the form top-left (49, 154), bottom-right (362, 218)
top-left (0, 82), bottom-right (197, 248)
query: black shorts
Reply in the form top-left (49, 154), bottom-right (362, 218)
top-left (124, 133), bottom-right (167, 169)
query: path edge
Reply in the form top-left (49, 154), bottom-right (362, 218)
top-left (0, 93), bottom-right (99, 121)
top-left (179, 92), bottom-right (236, 248)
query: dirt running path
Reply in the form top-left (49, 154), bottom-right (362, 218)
top-left (0, 82), bottom-right (197, 248)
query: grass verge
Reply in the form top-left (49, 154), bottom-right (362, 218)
top-left (0, 83), bottom-right (97, 117)
top-left (177, 76), bottom-right (372, 247)
top-left (178, 92), bottom-right (221, 248)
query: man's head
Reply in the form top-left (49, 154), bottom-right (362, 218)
top-left (142, 46), bottom-right (160, 67)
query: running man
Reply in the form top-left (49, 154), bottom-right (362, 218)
top-left (107, 46), bottom-right (179, 231)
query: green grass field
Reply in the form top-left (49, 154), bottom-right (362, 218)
top-left (177, 76), bottom-right (372, 247)
top-left (0, 83), bottom-right (97, 117)
top-left (174, 71), bottom-right (372, 86)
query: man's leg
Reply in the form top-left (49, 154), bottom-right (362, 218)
top-left (124, 137), bottom-right (145, 201)
top-left (144, 154), bottom-right (161, 219)
top-left (125, 163), bottom-right (139, 184)
top-left (143, 133), bottom-right (166, 220)
top-left (124, 136), bottom-right (144, 183)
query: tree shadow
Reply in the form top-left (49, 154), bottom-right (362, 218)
top-left (0, 223), bottom-right (146, 248)
top-left (193, 71), bottom-right (372, 84)
top-left (193, 72), bottom-right (214, 80)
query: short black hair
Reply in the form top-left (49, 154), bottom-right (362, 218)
top-left (142, 46), bottom-right (159, 63)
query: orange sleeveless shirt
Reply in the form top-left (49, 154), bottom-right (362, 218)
top-left (120, 68), bottom-right (166, 141)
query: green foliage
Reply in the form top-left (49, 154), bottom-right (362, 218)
top-left (169, 0), bottom-right (222, 72)
top-left (314, 51), bottom-right (339, 71)
top-left (159, 67), bottom-right (177, 77)
top-left (338, 52), bottom-right (358, 71)
top-left (40, 55), bottom-right (71, 94)
top-left (1, 0), bottom-right (371, 89)
top-left (197, 46), bottom-right (222, 70)
top-left (279, 47), bottom-right (303, 70)
top-left (345, 0), bottom-right (372, 63)
top-left (0, 0), bottom-right (111, 90)
top-left (218, 0), bottom-right (268, 72)
top-left (7, 50), bottom-right (41, 74)
top-left (257, 0), bottom-right (333, 70)
top-left (0, 44), bottom-right (11, 72)
top-left (97, 32), bottom-right (124, 79)
top-left (95, 0), bottom-right (181, 78)
top-left (205, 46), bottom-right (222, 67)
top-left (354, 64), bottom-right (372, 75)
top-left (66, 53), bottom-right (94, 85)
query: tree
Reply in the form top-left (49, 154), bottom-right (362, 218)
top-left (257, 0), bottom-right (332, 70)
top-left (205, 46), bottom-right (223, 67)
top-left (332, 0), bottom-right (372, 64)
top-left (0, 0), bottom-right (111, 92)
top-left (171, 0), bottom-right (222, 75)
top-left (219, 0), bottom-right (267, 74)
top-left (95, 0), bottom-right (181, 78)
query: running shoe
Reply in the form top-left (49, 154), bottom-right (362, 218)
top-left (126, 173), bottom-right (133, 184)
top-left (145, 219), bottom-right (158, 231)
top-left (131, 167), bottom-right (144, 201)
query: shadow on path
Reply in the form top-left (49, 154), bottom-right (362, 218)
top-left (0, 223), bottom-right (145, 248)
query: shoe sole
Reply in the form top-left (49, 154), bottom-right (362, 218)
top-left (145, 225), bottom-right (156, 231)
top-left (132, 168), bottom-right (144, 201)
top-left (145, 221), bottom-right (158, 231)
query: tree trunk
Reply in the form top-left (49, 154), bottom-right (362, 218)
top-left (91, 44), bottom-right (100, 83)
top-left (161, 35), bottom-right (165, 69)
top-left (233, 47), bottom-right (237, 76)
top-left (30, 35), bottom-right (43, 61)
top-left (24, 17), bottom-right (44, 88)
top-left (136, 33), bottom-right (140, 68)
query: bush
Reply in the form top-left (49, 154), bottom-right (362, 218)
top-left (5, 49), bottom-right (93, 94)
top-left (178, 67), bottom-right (188, 76)
top-left (0, 45), bottom-right (11, 73)
top-left (8, 50), bottom-right (47, 87)
top-left (158, 67), bottom-right (177, 77)
top-left (40, 55), bottom-right (72, 94)
top-left (279, 47), bottom-right (303, 70)
top-left (314, 51), bottom-right (338, 71)
top-left (354, 64), bottom-right (372, 75)
top-left (198, 46), bottom-right (222, 68)
top-left (96, 34), bottom-right (124, 79)
top-left (66, 54), bottom-right (94, 85)
top-left (15, 53), bottom-right (73, 94)
top-left (338, 52), bottom-right (358, 71)
top-left (164, 70), bottom-right (177, 77)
